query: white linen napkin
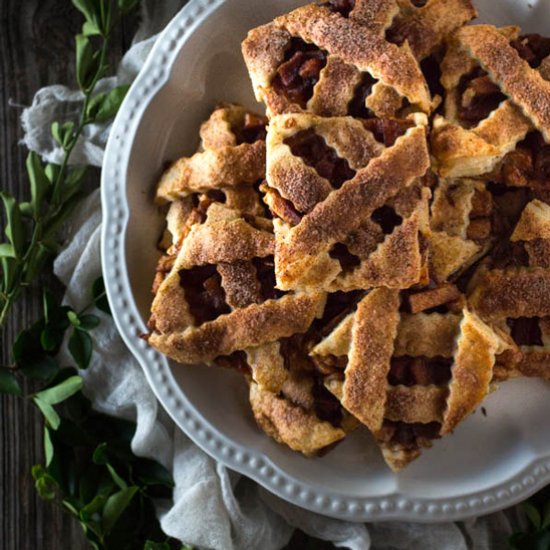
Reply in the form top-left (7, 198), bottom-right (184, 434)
top-left (18, 1), bottom-right (527, 548)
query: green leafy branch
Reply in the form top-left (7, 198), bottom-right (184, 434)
top-left (0, 0), bottom-right (192, 547)
top-left (510, 488), bottom-right (550, 549)
top-left (0, 0), bottom-right (134, 328)
top-left (1, 279), bottom-right (187, 550)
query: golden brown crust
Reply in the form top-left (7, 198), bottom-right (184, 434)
top-left (278, 5), bottom-right (431, 111)
top-left (312, 295), bottom-right (511, 470)
top-left (387, 0), bottom-right (477, 60)
top-left (511, 200), bottom-right (550, 242)
top-left (156, 142), bottom-right (265, 202)
top-left (342, 288), bottom-right (400, 432)
top-left (469, 268), bottom-right (550, 321)
top-left (430, 24), bottom-right (549, 179)
top-left (431, 105), bottom-right (532, 179)
top-left (178, 211), bottom-right (274, 268)
top-left (249, 382), bottom-right (345, 456)
top-left (386, 385), bottom-right (448, 424)
top-left (441, 309), bottom-right (510, 434)
top-left (156, 104), bottom-right (267, 203)
top-left (267, 115), bottom-right (430, 291)
top-left (150, 291), bottom-right (324, 364)
top-left (395, 312), bottom-right (461, 357)
top-left (458, 25), bottom-right (550, 141)
top-left (242, 3), bottom-right (431, 118)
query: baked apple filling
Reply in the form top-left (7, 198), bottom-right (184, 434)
top-left (284, 129), bottom-right (356, 188)
top-left (272, 38), bottom-right (328, 107)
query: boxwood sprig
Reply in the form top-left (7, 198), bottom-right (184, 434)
top-left (1, 279), bottom-right (188, 549)
top-left (0, 0), bottom-right (134, 328)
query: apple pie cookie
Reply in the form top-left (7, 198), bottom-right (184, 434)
top-left (263, 112), bottom-right (431, 291)
top-left (432, 27), bottom-right (550, 178)
top-left (156, 104), bottom-right (267, 202)
top-left (242, 2), bottom-right (433, 118)
top-left (311, 288), bottom-right (511, 470)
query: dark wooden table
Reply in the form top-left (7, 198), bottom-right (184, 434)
top-left (0, 2), bottom-right (135, 548)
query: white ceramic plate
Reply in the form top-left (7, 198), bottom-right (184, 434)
top-left (102, 0), bottom-right (550, 522)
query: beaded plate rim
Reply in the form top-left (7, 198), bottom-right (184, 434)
top-left (101, 0), bottom-right (550, 522)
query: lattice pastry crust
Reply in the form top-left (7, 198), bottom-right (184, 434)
top-left (148, 201), bottom-right (326, 393)
top-left (469, 199), bottom-right (550, 382)
top-left (429, 178), bottom-right (498, 282)
top-left (311, 288), bottom-right (511, 470)
top-left (242, 2), bottom-right (434, 118)
top-left (156, 104), bottom-right (267, 202)
top-left (432, 26), bottom-right (550, 178)
top-left (249, 381), bottom-right (347, 456)
top-left (264, 112), bottom-right (431, 292)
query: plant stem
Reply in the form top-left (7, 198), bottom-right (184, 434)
top-left (0, 33), bottom-right (111, 330)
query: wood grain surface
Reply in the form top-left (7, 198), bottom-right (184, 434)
top-left (0, 2), bottom-right (135, 548)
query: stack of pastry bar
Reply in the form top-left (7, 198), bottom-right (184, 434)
top-left (147, 0), bottom-right (550, 471)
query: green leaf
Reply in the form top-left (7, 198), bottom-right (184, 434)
top-left (12, 327), bottom-right (36, 363)
top-left (23, 242), bottom-right (52, 284)
top-left (134, 459), bottom-right (173, 488)
top-left (75, 34), bottom-right (97, 91)
top-left (92, 442), bottom-right (108, 464)
top-left (79, 314), bottom-right (100, 330)
top-left (0, 367), bottom-right (22, 396)
top-left (72, 0), bottom-right (100, 26)
top-left (43, 289), bottom-right (54, 323)
top-left (1, 257), bottom-right (16, 290)
top-left (21, 354), bottom-right (59, 382)
top-left (80, 494), bottom-right (107, 522)
top-left (26, 152), bottom-right (50, 217)
top-left (82, 20), bottom-right (102, 36)
top-left (65, 166), bottom-right (88, 187)
top-left (524, 501), bottom-right (542, 530)
top-left (52, 121), bottom-right (75, 149)
top-left (0, 243), bottom-right (15, 258)
top-left (85, 91), bottom-right (106, 121)
top-left (44, 163), bottom-right (61, 184)
top-left (40, 327), bottom-right (62, 353)
top-left (0, 192), bottom-right (25, 258)
top-left (63, 499), bottom-right (80, 516)
top-left (43, 194), bottom-right (83, 241)
top-left (44, 426), bottom-right (54, 467)
top-left (92, 277), bottom-right (111, 314)
top-left (19, 202), bottom-right (33, 218)
top-left (32, 465), bottom-right (58, 500)
top-left (69, 329), bottom-right (93, 369)
top-left (102, 486), bottom-right (139, 533)
top-left (87, 85), bottom-right (130, 122)
top-left (34, 397), bottom-right (61, 430)
top-left (68, 310), bottom-right (81, 327)
top-left (35, 375), bottom-right (83, 405)
top-left (93, 443), bottom-right (128, 490)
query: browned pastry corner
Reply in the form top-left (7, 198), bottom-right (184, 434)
top-left (249, 381), bottom-right (347, 456)
top-left (311, 289), bottom-right (511, 470)
top-left (264, 112), bottom-right (431, 292)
